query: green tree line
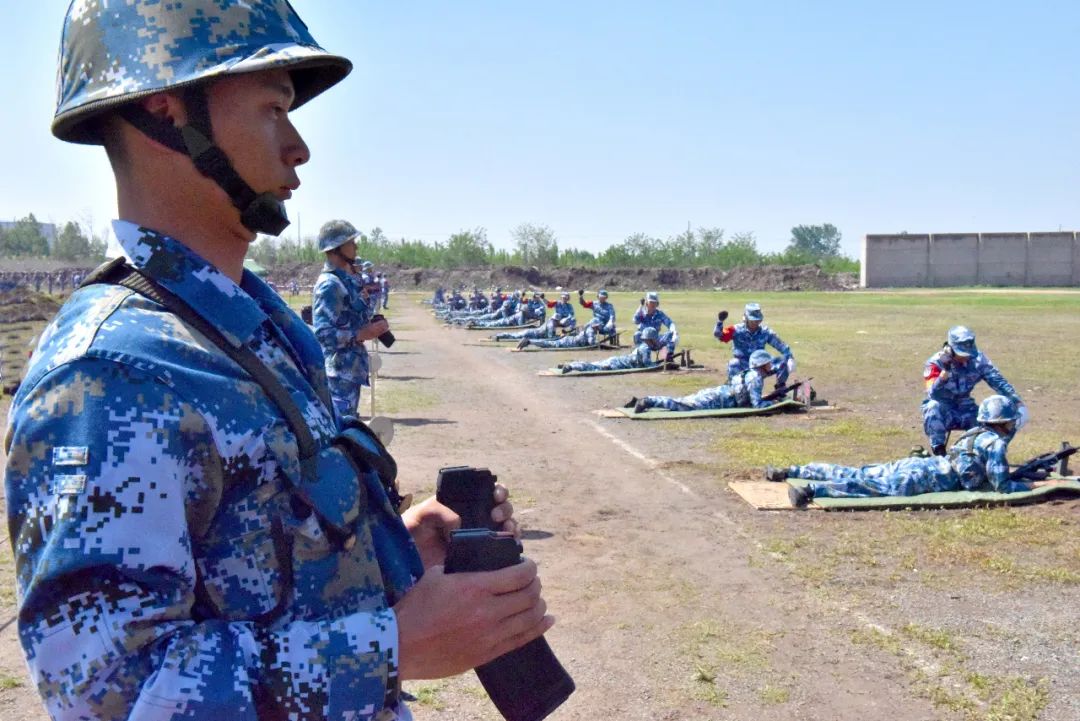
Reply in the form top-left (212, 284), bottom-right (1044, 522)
top-left (250, 222), bottom-right (858, 273)
top-left (2, 212), bottom-right (856, 273)
top-left (0, 214), bottom-right (107, 262)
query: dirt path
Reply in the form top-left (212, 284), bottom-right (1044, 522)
top-left (387, 302), bottom-right (944, 720)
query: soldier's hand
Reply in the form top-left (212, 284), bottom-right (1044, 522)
top-left (356, 318), bottom-right (390, 342)
top-left (718, 310), bottom-right (728, 322)
top-left (937, 369), bottom-right (949, 382)
top-left (394, 559), bottom-right (553, 680)
top-left (639, 297), bottom-right (645, 305)
top-left (578, 289), bottom-right (585, 297)
top-left (402, 485), bottom-right (518, 569)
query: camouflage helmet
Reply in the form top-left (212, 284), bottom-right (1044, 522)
top-left (947, 325), bottom-right (977, 357)
top-left (749, 350), bottom-right (773, 369)
top-left (597, 289), bottom-right (609, 299)
top-left (645, 291), bottom-right (660, 303)
top-left (561, 291), bottom-right (571, 300)
top-left (640, 327), bottom-right (659, 342)
top-left (977, 394), bottom-right (1018, 424)
top-left (317, 219), bottom-right (359, 253)
top-left (744, 302), bottom-right (764, 322)
top-left (53, 0), bottom-right (352, 145)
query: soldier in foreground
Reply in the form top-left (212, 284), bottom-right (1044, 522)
top-left (4, 3), bottom-right (549, 719)
top-left (922, 325), bottom-right (1023, 455)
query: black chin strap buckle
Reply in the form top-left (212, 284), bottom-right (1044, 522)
top-left (241, 194), bottom-right (290, 236)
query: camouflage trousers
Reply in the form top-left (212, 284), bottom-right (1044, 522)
top-left (792, 456), bottom-right (959, 498)
top-left (530, 333), bottom-right (597, 349)
top-left (494, 324), bottom-right (555, 341)
top-left (473, 314), bottom-right (531, 329)
top-left (922, 397), bottom-right (978, 447)
top-left (328, 375), bottom-right (363, 418)
top-left (565, 356), bottom-right (642, 372)
top-left (639, 387), bottom-right (737, 412)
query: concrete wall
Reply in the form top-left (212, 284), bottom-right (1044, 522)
top-left (1027, 232), bottom-right (1075, 286)
top-left (929, 233), bottom-right (979, 287)
top-left (979, 233), bottom-right (1027, 286)
top-left (860, 234), bottom-right (929, 288)
top-left (863, 232), bottom-right (1080, 287)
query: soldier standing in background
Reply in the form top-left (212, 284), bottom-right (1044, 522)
top-left (312, 219), bottom-right (389, 419)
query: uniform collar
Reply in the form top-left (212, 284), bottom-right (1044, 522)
top-left (113, 219), bottom-right (269, 347)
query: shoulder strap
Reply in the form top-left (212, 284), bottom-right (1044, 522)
top-left (948, 426), bottom-right (985, 461)
top-left (84, 259), bottom-right (319, 472)
top-left (317, 269), bottom-right (351, 295)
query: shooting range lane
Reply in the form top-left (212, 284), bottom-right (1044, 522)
top-left (384, 299), bottom-right (946, 720)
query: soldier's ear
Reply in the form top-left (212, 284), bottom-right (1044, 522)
top-left (140, 92), bottom-right (188, 128)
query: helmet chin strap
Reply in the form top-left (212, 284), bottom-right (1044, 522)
top-left (118, 86), bottom-right (290, 236)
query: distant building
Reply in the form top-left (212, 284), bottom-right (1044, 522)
top-left (0, 220), bottom-right (59, 249)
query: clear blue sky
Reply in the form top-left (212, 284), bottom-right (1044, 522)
top-left (2, 1), bottom-right (1078, 259)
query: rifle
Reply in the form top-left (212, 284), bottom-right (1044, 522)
top-left (761, 378), bottom-right (812, 403)
top-left (1008, 443), bottom-right (1076, 481)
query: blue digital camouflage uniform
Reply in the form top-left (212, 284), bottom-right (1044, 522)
top-left (493, 318), bottom-right (559, 341)
top-left (632, 307), bottom-right (678, 354)
top-left (358, 271), bottom-right (379, 312)
top-left (638, 368), bottom-right (767, 411)
top-left (471, 302), bottom-right (543, 329)
top-left (580, 298), bottom-right (616, 335)
top-left (789, 427), bottom-right (1023, 499)
top-left (715, 320), bottom-right (793, 385)
top-left (562, 341), bottom-right (656, 372)
top-left (922, 348), bottom-right (1018, 448)
top-left (468, 290), bottom-right (487, 310)
top-left (528, 323), bottom-right (602, 349)
top-left (546, 300), bottom-right (576, 330)
top-left (449, 297), bottom-right (516, 324)
top-left (313, 262), bottom-right (371, 418)
top-left (4, 220), bottom-right (423, 721)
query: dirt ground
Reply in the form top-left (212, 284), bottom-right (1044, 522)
top-left (0, 293), bottom-right (1076, 720)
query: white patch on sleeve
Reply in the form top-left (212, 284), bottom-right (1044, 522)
top-left (53, 446), bottom-right (89, 466)
top-left (53, 474), bottom-right (87, 496)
